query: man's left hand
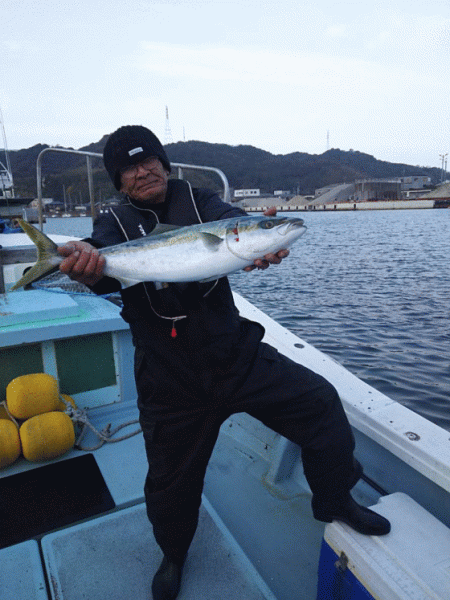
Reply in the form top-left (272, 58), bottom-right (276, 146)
top-left (244, 207), bottom-right (290, 272)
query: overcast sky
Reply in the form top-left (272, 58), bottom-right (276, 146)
top-left (1, 0), bottom-right (448, 168)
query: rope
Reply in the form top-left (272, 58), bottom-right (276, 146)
top-left (61, 396), bottom-right (142, 452)
top-left (0, 400), bottom-right (19, 428)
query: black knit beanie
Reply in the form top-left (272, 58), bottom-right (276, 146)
top-left (103, 125), bottom-right (171, 190)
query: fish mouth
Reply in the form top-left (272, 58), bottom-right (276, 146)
top-left (277, 218), bottom-right (305, 235)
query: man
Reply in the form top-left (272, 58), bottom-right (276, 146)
top-left (59, 125), bottom-right (390, 600)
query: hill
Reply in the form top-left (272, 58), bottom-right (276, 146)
top-left (3, 137), bottom-right (442, 204)
top-left (167, 142), bottom-right (442, 194)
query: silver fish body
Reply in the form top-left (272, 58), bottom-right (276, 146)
top-left (12, 215), bottom-right (306, 290)
top-left (102, 215), bottom-right (306, 287)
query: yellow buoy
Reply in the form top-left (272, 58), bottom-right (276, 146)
top-left (0, 402), bottom-right (13, 421)
top-left (0, 420), bottom-right (21, 469)
top-left (20, 412), bottom-right (75, 462)
top-left (57, 393), bottom-right (77, 412)
top-left (6, 373), bottom-right (60, 420)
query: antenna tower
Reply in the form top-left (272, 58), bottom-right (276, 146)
top-left (439, 153), bottom-right (448, 183)
top-left (164, 106), bottom-right (173, 144)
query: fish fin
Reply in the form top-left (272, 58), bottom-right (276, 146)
top-left (11, 220), bottom-right (61, 290)
top-left (199, 265), bottom-right (241, 283)
top-left (146, 224), bottom-right (182, 236)
top-left (199, 232), bottom-right (224, 250)
top-left (115, 276), bottom-right (142, 289)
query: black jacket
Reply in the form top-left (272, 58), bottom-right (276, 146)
top-left (88, 180), bottom-right (264, 380)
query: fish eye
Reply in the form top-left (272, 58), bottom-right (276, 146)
top-left (262, 220), bottom-right (275, 229)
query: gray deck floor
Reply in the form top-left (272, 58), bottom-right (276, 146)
top-left (0, 402), bottom-right (384, 600)
top-left (205, 430), bottom-right (326, 600)
top-left (0, 540), bottom-right (48, 600)
top-left (40, 500), bottom-right (276, 600)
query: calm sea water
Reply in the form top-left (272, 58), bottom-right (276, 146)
top-left (44, 210), bottom-right (450, 432)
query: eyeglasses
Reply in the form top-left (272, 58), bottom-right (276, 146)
top-left (121, 157), bottom-right (161, 180)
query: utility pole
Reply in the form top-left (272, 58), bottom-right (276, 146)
top-left (439, 153), bottom-right (448, 183)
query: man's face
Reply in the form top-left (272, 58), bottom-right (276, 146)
top-left (119, 157), bottom-right (169, 203)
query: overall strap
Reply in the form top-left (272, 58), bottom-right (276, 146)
top-left (108, 179), bottom-right (202, 242)
top-left (110, 179), bottom-right (205, 337)
top-left (163, 180), bottom-right (203, 226)
top-left (108, 203), bottom-right (156, 241)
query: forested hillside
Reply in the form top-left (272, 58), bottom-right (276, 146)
top-left (5, 137), bottom-right (440, 203)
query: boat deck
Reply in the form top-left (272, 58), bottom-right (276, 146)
top-left (0, 396), bottom-right (381, 600)
top-left (40, 498), bottom-right (276, 600)
top-left (1, 501), bottom-right (275, 600)
top-left (1, 404), bottom-right (279, 600)
top-left (0, 409), bottom-right (292, 600)
top-left (0, 285), bottom-right (449, 599)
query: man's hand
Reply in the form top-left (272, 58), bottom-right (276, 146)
top-left (244, 207), bottom-right (290, 272)
top-left (58, 241), bottom-right (106, 287)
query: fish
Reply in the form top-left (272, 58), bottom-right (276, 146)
top-left (11, 215), bottom-right (307, 290)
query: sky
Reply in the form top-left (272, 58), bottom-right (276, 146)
top-left (0, 0), bottom-right (449, 169)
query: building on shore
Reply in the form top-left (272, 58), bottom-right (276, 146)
top-left (235, 179), bottom-right (449, 212)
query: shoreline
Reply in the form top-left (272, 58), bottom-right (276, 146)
top-left (243, 198), bottom-right (450, 212)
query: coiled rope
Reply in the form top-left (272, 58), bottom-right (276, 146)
top-left (61, 397), bottom-right (142, 452)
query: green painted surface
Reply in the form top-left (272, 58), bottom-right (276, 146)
top-left (55, 333), bottom-right (117, 395)
top-left (0, 344), bottom-right (44, 402)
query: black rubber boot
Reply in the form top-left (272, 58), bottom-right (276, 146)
top-left (312, 492), bottom-right (391, 536)
top-left (152, 555), bottom-right (186, 600)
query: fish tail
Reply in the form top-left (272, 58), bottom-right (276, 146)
top-left (11, 220), bottom-right (60, 290)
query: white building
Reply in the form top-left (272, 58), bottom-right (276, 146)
top-left (234, 189), bottom-right (261, 198)
top-left (397, 176), bottom-right (431, 190)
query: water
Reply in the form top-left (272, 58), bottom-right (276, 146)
top-left (44, 216), bottom-right (94, 239)
top-left (44, 210), bottom-right (450, 432)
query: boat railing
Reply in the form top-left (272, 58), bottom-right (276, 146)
top-left (0, 148), bottom-right (230, 292)
top-left (0, 245), bottom-right (36, 293)
top-left (36, 147), bottom-right (231, 230)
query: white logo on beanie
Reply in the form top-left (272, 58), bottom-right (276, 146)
top-left (128, 147), bottom-right (143, 156)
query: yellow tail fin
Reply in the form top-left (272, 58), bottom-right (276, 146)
top-left (11, 220), bottom-right (61, 290)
